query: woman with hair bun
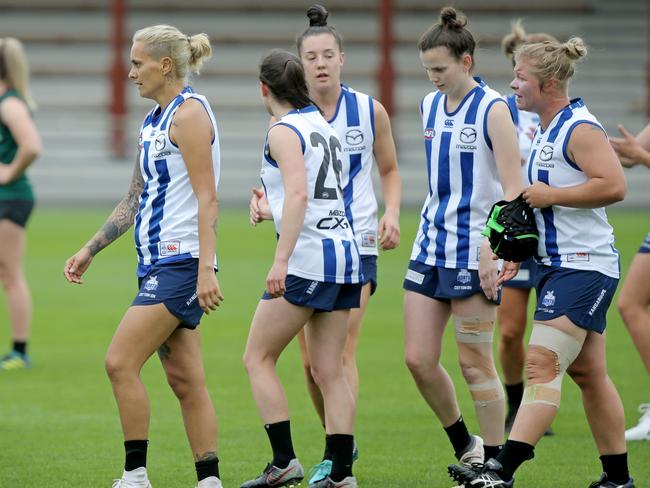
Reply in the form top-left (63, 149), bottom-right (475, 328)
top-left (0, 37), bottom-right (41, 372)
top-left (403, 5), bottom-right (522, 478)
top-left (498, 20), bottom-right (558, 435)
top-left (64, 25), bottom-right (224, 488)
top-left (449, 37), bottom-right (634, 488)
top-left (241, 49), bottom-right (362, 488)
top-left (249, 5), bottom-right (401, 484)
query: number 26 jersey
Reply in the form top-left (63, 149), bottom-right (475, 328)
top-left (261, 105), bottom-right (362, 284)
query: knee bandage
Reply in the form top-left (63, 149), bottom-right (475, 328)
top-left (468, 378), bottom-right (505, 407)
top-left (521, 324), bottom-right (582, 408)
top-left (453, 314), bottom-right (494, 344)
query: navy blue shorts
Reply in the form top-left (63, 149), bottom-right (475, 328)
top-left (639, 233), bottom-right (650, 254)
top-left (503, 257), bottom-right (538, 289)
top-left (0, 199), bottom-right (34, 228)
top-left (133, 258), bottom-right (207, 329)
top-left (534, 266), bottom-right (618, 333)
top-left (361, 255), bottom-right (378, 295)
top-left (403, 260), bottom-right (500, 304)
top-left (262, 275), bottom-right (362, 312)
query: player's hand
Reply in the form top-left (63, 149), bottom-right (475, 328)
top-left (63, 247), bottom-right (94, 284)
top-left (496, 260), bottom-right (520, 287)
top-left (610, 125), bottom-right (646, 166)
top-left (522, 182), bottom-right (555, 208)
top-left (197, 269), bottom-right (224, 314)
top-left (478, 240), bottom-right (499, 301)
top-left (378, 211), bottom-right (400, 250)
top-left (250, 187), bottom-right (272, 226)
top-left (266, 259), bottom-right (288, 298)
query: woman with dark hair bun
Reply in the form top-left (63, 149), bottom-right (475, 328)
top-left (449, 36), bottom-right (634, 488)
top-left (250, 5), bottom-right (401, 485)
top-left (402, 5), bottom-right (523, 479)
top-left (241, 49), bottom-right (362, 488)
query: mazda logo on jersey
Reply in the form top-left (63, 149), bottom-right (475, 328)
top-left (345, 129), bottom-right (364, 146)
top-left (540, 145), bottom-right (554, 161)
top-left (154, 134), bottom-right (166, 151)
top-left (459, 127), bottom-right (477, 144)
top-left (316, 217), bottom-right (349, 230)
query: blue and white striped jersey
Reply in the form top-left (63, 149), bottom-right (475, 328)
top-left (506, 93), bottom-right (540, 164)
top-left (411, 78), bottom-right (505, 270)
top-left (328, 85), bottom-right (378, 256)
top-left (261, 105), bottom-right (362, 284)
top-left (526, 98), bottom-right (619, 278)
top-left (134, 86), bottom-right (220, 277)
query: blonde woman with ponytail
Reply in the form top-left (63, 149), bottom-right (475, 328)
top-left (498, 20), bottom-right (557, 436)
top-left (0, 37), bottom-right (41, 372)
top-left (449, 37), bottom-right (634, 488)
top-left (64, 25), bottom-right (224, 488)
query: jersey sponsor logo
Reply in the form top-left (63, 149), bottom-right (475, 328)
top-left (153, 151), bottom-right (171, 158)
top-left (539, 145), bottom-right (554, 161)
top-left (567, 252), bottom-right (590, 262)
top-left (588, 289), bottom-right (607, 316)
top-left (361, 232), bottom-right (377, 249)
top-left (159, 240), bottom-right (181, 257)
top-left (186, 291), bottom-right (198, 306)
top-left (316, 216), bottom-right (349, 230)
top-left (542, 290), bottom-right (556, 307)
top-left (144, 275), bottom-right (159, 292)
top-left (444, 119), bottom-right (454, 128)
top-left (306, 281), bottom-right (318, 295)
top-left (424, 128), bottom-right (436, 140)
top-left (345, 129), bottom-right (364, 146)
top-left (459, 126), bottom-right (477, 144)
top-left (154, 134), bottom-right (166, 151)
top-left (405, 268), bottom-right (425, 285)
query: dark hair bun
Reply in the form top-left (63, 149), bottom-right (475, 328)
top-left (439, 6), bottom-right (467, 31)
top-left (307, 4), bottom-right (329, 27)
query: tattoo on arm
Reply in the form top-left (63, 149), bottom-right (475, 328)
top-left (157, 341), bottom-right (171, 362)
top-left (195, 451), bottom-right (218, 463)
top-left (86, 156), bottom-right (145, 256)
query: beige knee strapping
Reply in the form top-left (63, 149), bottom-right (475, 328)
top-left (468, 378), bottom-right (505, 407)
top-left (454, 314), bottom-right (494, 344)
top-left (521, 324), bottom-right (582, 408)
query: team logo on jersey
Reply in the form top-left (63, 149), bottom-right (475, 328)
top-left (459, 127), bottom-right (477, 144)
top-left (540, 145), bottom-right (554, 161)
top-left (144, 275), bottom-right (159, 292)
top-left (457, 269), bottom-right (472, 284)
top-left (424, 128), bottom-right (436, 140)
top-left (345, 129), bottom-right (364, 146)
top-left (154, 134), bottom-right (166, 151)
top-left (444, 119), bottom-right (454, 128)
top-left (542, 290), bottom-right (556, 307)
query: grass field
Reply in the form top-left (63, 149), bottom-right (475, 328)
top-left (0, 207), bottom-right (648, 487)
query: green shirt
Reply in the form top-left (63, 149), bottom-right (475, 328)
top-left (0, 89), bottom-right (34, 201)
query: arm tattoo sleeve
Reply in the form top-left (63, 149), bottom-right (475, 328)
top-left (86, 155), bottom-right (145, 256)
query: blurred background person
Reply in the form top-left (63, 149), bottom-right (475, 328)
top-left (611, 122), bottom-right (650, 442)
top-left (0, 37), bottom-right (41, 371)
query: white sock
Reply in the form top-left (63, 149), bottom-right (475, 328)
top-left (122, 467), bottom-right (148, 484)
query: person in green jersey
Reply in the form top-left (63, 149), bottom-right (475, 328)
top-left (0, 37), bottom-right (41, 371)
